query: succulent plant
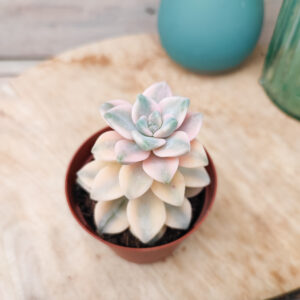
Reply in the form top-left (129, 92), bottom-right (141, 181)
top-left (77, 82), bottom-right (210, 244)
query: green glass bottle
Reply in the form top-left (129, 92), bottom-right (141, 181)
top-left (260, 0), bottom-right (300, 120)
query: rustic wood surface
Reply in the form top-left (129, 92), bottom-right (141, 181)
top-left (0, 34), bottom-right (299, 300)
top-left (0, 0), bottom-right (282, 77)
top-left (0, 0), bottom-right (159, 58)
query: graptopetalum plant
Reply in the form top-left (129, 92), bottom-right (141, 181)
top-left (77, 82), bottom-right (210, 244)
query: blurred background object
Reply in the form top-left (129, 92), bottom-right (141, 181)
top-left (158, 0), bottom-right (264, 72)
top-left (260, 0), bottom-right (300, 120)
top-left (0, 0), bottom-right (282, 79)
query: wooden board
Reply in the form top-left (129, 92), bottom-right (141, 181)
top-left (0, 0), bottom-right (282, 59)
top-left (0, 34), bottom-right (299, 300)
top-left (0, 0), bottom-right (159, 59)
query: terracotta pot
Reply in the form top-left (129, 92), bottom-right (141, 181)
top-left (65, 127), bottom-right (217, 264)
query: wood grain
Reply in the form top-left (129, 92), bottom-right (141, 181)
top-left (0, 34), bottom-right (299, 300)
top-left (0, 0), bottom-right (282, 58)
top-left (0, 0), bottom-right (159, 58)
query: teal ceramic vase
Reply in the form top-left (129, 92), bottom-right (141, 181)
top-left (158, 0), bottom-right (264, 72)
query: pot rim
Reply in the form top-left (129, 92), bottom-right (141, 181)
top-left (65, 127), bottom-right (217, 252)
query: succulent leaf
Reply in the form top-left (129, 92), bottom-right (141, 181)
top-left (100, 100), bottom-right (131, 117)
top-left (143, 81), bottom-right (172, 103)
top-left (160, 96), bottom-right (190, 128)
top-left (136, 116), bottom-right (153, 136)
top-left (185, 187), bottom-right (203, 198)
top-left (115, 140), bottom-right (150, 164)
top-left (143, 154), bottom-right (179, 183)
top-left (94, 197), bottom-right (129, 234)
top-left (119, 163), bottom-right (153, 199)
top-left (165, 198), bottom-right (192, 230)
top-left (179, 139), bottom-right (208, 168)
top-left (131, 130), bottom-right (165, 151)
top-left (76, 160), bottom-right (107, 192)
top-left (90, 164), bottom-right (123, 201)
top-left (153, 115), bottom-right (178, 138)
top-left (151, 171), bottom-right (185, 206)
top-left (127, 190), bottom-right (166, 244)
top-left (153, 131), bottom-right (190, 157)
top-left (104, 104), bottom-right (135, 140)
top-left (92, 131), bottom-right (122, 161)
top-left (179, 166), bottom-right (211, 188)
top-left (179, 112), bottom-right (203, 141)
top-left (148, 226), bottom-right (167, 245)
top-left (132, 94), bottom-right (160, 123)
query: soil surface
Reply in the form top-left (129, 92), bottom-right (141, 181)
top-left (72, 183), bottom-right (205, 248)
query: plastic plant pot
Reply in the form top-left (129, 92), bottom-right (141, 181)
top-left (65, 127), bottom-right (217, 264)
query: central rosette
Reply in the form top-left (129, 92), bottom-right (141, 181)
top-left (98, 87), bottom-right (198, 184)
top-left (143, 110), bottom-right (162, 134)
top-left (133, 94), bottom-right (178, 140)
top-left (130, 93), bottom-right (191, 154)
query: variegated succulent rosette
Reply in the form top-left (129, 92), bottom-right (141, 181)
top-left (77, 82), bottom-right (210, 244)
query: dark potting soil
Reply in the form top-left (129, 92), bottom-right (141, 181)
top-left (72, 183), bottom-right (205, 248)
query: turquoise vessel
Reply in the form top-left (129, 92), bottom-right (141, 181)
top-left (158, 0), bottom-right (264, 72)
